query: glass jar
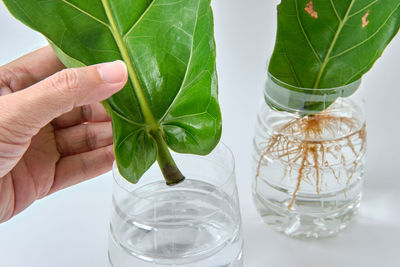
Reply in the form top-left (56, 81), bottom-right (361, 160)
top-left (252, 74), bottom-right (367, 238)
top-left (108, 143), bottom-right (243, 267)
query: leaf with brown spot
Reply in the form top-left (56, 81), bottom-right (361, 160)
top-left (362, 11), bottom-right (370, 28)
top-left (305, 1), bottom-right (318, 19)
top-left (268, 0), bottom-right (400, 114)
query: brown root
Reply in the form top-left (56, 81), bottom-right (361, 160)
top-left (256, 113), bottom-right (366, 210)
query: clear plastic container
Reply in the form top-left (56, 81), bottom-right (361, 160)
top-left (108, 143), bottom-right (243, 266)
top-left (252, 74), bottom-right (367, 238)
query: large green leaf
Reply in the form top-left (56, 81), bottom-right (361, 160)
top-left (268, 0), bottom-right (400, 112)
top-left (3, 0), bottom-right (221, 184)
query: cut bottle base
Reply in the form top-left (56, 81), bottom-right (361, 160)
top-left (108, 241), bottom-right (243, 267)
top-left (253, 191), bottom-right (361, 239)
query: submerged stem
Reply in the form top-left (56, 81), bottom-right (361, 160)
top-left (151, 130), bottom-right (185, 186)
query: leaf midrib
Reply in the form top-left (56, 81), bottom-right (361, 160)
top-left (57, 0), bottom-right (212, 155)
top-left (59, 0), bottom-right (204, 131)
top-left (58, 0), bottom-right (156, 129)
top-left (100, 0), bottom-right (158, 130)
top-left (313, 0), bottom-right (356, 89)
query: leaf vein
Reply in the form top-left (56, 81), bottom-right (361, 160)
top-left (154, 0), bottom-right (186, 7)
top-left (330, 0), bottom-right (342, 22)
top-left (294, 0), bottom-right (322, 63)
top-left (59, 0), bottom-right (110, 29)
top-left (111, 109), bottom-right (146, 127)
top-left (159, 0), bottom-right (201, 122)
top-left (330, 3), bottom-right (400, 60)
top-left (349, 0), bottom-right (379, 18)
top-left (123, 0), bottom-right (156, 40)
top-left (282, 45), bottom-right (302, 87)
top-left (344, 50), bottom-right (379, 84)
top-left (117, 128), bottom-right (144, 149)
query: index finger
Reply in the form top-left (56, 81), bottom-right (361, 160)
top-left (0, 45), bottom-right (65, 93)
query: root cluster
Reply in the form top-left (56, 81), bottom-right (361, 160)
top-left (256, 114), bottom-right (366, 209)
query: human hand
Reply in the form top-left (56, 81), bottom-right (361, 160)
top-left (0, 46), bottom-right (128, 223)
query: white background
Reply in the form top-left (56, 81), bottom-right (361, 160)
top-left (1, 1), bottom-right (400, 266)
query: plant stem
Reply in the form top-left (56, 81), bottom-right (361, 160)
top-left (102, 0), bottom-right (185, 185)
top-left (151, 130), bottom-right (185, 185)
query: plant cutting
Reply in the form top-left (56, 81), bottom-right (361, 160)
top-left (2, 0), bottom-right (221, 185)
top-left (2, 1), bottom-right (245, 266)
top-left (253, 0), bottom-right (400, 237)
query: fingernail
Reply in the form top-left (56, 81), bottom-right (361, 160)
top-left (97, 60), bottom-right (127, 84)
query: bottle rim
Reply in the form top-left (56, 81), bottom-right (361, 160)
top-left (267, 72), bottom-right (362, 92)
top-left (112, 142), bottom-right (237, 199)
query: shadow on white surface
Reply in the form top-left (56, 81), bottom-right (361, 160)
top-left (244, 176), bottom-right (400, 267)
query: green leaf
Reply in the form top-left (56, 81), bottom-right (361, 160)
top-left (268, 0), bottom-right (400, 112)
top-left (3, 0), bottom-right (221, 184)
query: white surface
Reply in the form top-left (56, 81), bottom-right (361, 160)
top-left (1, 1), bottom-right (400, 266)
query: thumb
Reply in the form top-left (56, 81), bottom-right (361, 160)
top-left (0, 60), bottom-right (127, 137)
